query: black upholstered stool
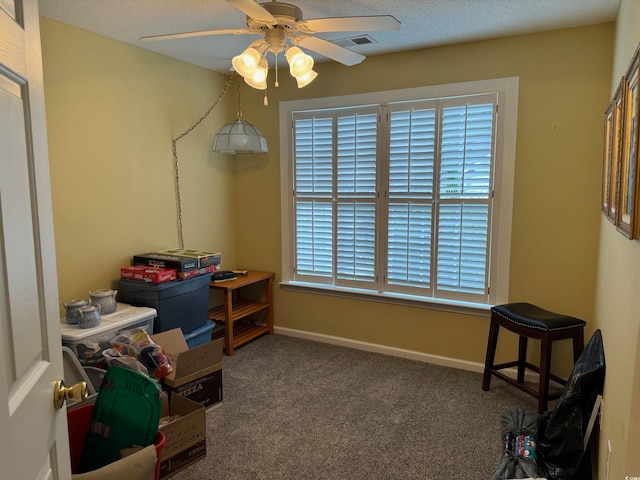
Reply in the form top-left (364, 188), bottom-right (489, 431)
top-left (482, 302), bottom-right (586, 413)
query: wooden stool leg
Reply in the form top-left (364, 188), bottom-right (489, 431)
top-left (517, 335), bottom-right (528, 384)
top-left (573, 328), bottom-right (585, 362)
top-left (538, 334), bottom-right (552, 413)
top-left (482, 319), bottom-right (500, 391)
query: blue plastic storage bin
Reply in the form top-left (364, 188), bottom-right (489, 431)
top-left (117, 274), bottom-right (211, 334)
top-left (184, 320), bottom-right (216, 348)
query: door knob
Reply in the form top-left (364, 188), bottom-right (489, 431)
top-left (53, 379), bottom-right (88, 410)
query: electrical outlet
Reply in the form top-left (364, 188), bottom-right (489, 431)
top-left (605, 439), bottom-right (612, 480)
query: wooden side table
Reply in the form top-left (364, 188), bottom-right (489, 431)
top-left (207, 270), bottom-right (274, 356)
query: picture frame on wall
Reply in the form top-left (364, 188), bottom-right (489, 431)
top-left (617, 45), bottom-right (640, 239)
top-left (603, 78), bottom-right (625, 225)
top-left (602, 96), bottom-right (616, 218)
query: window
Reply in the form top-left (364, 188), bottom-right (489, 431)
top-left (280, 79), bottom-right (517, 310)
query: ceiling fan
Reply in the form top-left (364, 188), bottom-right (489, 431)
top-left (141, 0), bottom-right (401, 89)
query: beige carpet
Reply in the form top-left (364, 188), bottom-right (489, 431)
top-left (172, 334), bottom-right (538, 480)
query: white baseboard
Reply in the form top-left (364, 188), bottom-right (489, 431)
top-left (274, 326), bottom-right (485, 372)
top-left (273, 326), bottom-right (539, 383)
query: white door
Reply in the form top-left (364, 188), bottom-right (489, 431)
top-left (0, 0), bottom-right (71, 479)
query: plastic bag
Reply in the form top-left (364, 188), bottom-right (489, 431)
top-left (102, 348), bottom-right (149, 375)
top-left (491, 408), bottom-right (547, 479)
top-left (109, 328), bottom-right (173, 380)
top-left (539, 329), bottom-right (605, 479)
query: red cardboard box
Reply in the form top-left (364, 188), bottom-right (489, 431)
top-left (121, 265), bottom-right (177, 283)
top-left (176, 265), bottom-right (216, 280)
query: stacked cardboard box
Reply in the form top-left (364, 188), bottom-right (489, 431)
top-left (177, 265), bottom-right (216, 280)
top-left (157, 249), bottom-right (222, 269)
top-left (152, 328), bottom-right (223, 410)
top-left (120, 265), bottom-right (177, 283)
top-left (153, 329), bottom-right (224, 478)
top-left (130, 249), bottom-right (222, 282)
top-left (132, 252), bottom-right (199, 272)
top-left (158, 393), bottom-right (206, 479)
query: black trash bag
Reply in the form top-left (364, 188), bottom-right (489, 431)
top-left (491, 408), bottom-right (548, 479)
top-left (539, 329), bottom-right (606, 479)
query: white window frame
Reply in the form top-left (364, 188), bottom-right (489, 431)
top-left (279, 77), bottom-right (518, 314)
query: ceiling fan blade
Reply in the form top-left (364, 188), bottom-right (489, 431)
top-left (293, 35), bottom-right (365, 67)
top-left (297, 15), bottom-right (401, 34)
top-left (141, 28), bottom-right (255, 41)
top-left (226, 0), bottom-right (276, 24)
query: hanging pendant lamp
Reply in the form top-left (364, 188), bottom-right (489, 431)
top-left (213, 117), bottom-right (268, 154)
top-left (172, 73), bottom-right (268, 249)
top-left (213, 76), bottom-right (268, 154)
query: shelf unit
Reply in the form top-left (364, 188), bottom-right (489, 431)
top-left (207, 270), bottom-right (274, 356)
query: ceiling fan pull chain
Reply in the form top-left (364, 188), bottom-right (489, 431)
top-left (274, 53), bottom-right (279, 88)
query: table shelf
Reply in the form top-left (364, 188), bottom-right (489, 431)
top-left (207, 300), bottom-right (269, 323)
top-left (212, 322), bottom-right (270, 348)
top-left (208, 270), bottom-right (274, 356)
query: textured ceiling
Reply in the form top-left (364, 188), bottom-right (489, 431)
top-left (38, 0), bottom-right (620, 74)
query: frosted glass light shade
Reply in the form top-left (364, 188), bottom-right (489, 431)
top-left (286, 46), bottom-right (314, 77)
top-left (243, 58), bottom-right (268, 90)
top-left (295, 69), bottom-right (318, 88)
top-left (213, 118), bottom-right (268, 154)
top-left (232, 47), bottom-right (261, 78)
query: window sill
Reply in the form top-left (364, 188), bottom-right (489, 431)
top-left (279, 281), bottom-right (492, 317)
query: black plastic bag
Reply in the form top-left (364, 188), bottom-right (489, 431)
top-left (539, 329), bottom-right (606, 479)
top-left (491, 408), bottom-right (547, 479)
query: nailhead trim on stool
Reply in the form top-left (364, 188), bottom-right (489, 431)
top-left (481, 302), bottom-right (586, 413)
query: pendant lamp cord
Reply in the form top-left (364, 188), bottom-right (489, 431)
top-left (236, 75), bottom-right (243, 119)
top-left (171, 73), bottom-right (237, 248)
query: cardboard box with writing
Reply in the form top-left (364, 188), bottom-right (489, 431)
top-left (159, 393), bottom-right (206, 479)
top-left (121, 265), bottom-right (177, 283)
top-left (133, 252), bottom-right (199, 272)
top-left (152, 328), bottom-right (223, 409)
top-left (157, 249), bottom-right (222, 268)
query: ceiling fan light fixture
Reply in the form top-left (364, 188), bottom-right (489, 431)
top-left (232, 46), bottom-right (262, 78)
top-left (244, 75), bottom-right (267, 90)
top-left (286, 46), bottom-right (314, 78)
top-left (295, 69), bottom-right (318, 88)
top-left (244, 57), bottom-right (268, 90)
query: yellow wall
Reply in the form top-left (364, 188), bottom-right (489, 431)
top-left (595, 1), bottom-right (640, 478)
top-left (238, 24), bottom-right (613, 369)
top-left (40, 18), bottom-right (238, 309)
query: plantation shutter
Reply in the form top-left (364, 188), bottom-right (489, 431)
top-left (387, 103), bottom-right (436, 290)
top-left (336, 110), bottom-right (377, 285)
top-left (293, 107), bottom-right (378, 286)
top-left (435, 98), bottom-right (495, 300)
top-left (291, 92), bottom-right (498, 303)
top-left (293, 115), bottom-right (334, 280)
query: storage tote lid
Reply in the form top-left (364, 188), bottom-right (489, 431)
top-left (60, 303), bottom-right (157, 341)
